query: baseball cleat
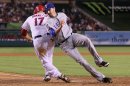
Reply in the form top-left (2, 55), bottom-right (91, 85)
top-left (101, 77), bottom-right (112, 83)
top-left (96, 61), bottom-right (109, 67)
top-left (43, 75), bottom-right (51, 82)
top-left (58, 74), bottom-right (70, 83)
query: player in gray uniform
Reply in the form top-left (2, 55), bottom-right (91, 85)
top-left (45, 2), bottom-right (112, 83)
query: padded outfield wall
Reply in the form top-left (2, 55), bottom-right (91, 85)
top-left (0, 30), bottom-right (32, 47)
top-left (0, 30), bottom-right (130, 47)
top-left (84, 31), bottom-right (130, 45)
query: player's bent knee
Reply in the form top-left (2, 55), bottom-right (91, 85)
top-left (76, 59), bottom-right (85, 65)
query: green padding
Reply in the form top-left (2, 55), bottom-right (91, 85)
top-left (91, 2), bottom-right (105, 15)
top-left (7, 23), bottom-right (21, 29)
top-left (98, 2), bottom-right (111, 14)
top-left (84, 2), bottom-right (99, 14)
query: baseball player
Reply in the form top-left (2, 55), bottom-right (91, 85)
top-left (21, 4), bottom-right (70, 83)
top-left (45, 2), bottom-right (112, 83)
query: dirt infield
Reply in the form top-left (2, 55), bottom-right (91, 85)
top-left (0, 72), bottom-right (130, 86)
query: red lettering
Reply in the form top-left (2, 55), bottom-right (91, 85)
top-left (34, 17), bottom-right (44, 26)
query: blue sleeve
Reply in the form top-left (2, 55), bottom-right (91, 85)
top-left (49, 28), bottom-right (56, 37)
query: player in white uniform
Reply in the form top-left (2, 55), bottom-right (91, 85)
top-left (21, 5), bottom-right (70, 83)
top-left (45, 2), bottom-right (112, 83)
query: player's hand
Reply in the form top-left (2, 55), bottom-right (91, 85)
top-left (60, 20), bottom-right (65, 27)
top-left (55, 20), bottom-right (64, 35)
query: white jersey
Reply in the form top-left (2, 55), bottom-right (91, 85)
top-left (21, 13), bottom-right (49, 39)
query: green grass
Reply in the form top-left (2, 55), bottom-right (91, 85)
top-left (0, 46), bottom-right (130, 76)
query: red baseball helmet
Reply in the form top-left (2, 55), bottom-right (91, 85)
top-left (33, 5), bottom-right (45, 14)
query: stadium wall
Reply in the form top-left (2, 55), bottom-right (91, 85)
top-left (0, 30), bottom-right (32, 47)
top-left (0, 30), bottom-right (130, 47)
top-left (84, 31), bottom-right (130, 45)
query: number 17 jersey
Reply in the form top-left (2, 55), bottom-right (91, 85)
top-left (21, 12), bottom-right (49, 38)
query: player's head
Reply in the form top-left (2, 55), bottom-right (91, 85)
top-left (45, 2), bottom-right (56, 17)
top-left (33, 4), bottom-right (45, 14)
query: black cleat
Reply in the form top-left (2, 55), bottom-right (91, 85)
top-left (102, 77), bottom-right (112, 83)
top-left (43, 75), bottom-right (51, 82)
top-left (58, 74), bottom-right (70, 83)
top-left (97, 61), bottom-right (109, 67)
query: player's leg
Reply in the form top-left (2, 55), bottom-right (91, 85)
top-left (33, 39), bottom-right (59, 78)
top-left (37, 41), bottom-right (70, 83)
top-left (34, 45), bottom-right (63, 80)
top-left (42, 41), bottom-right (60, 80)
top-left (61, 47), bottom-right (112, 83)
top-left (42, 41), bottom-right (54, 82)
top-left (40, 42), bottom-right (61, 77)
top-left (43, 56), bottom-right (70, 83)
top-left (72, 33), bottom-right (109, 67)
top-left (45, 41), bottom-right (70, 83)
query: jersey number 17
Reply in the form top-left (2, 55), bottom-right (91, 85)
top-left (35, 17), bottom-right (44, 26)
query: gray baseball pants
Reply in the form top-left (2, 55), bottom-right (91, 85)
top-left (60, 33), bottom-right (105, 81)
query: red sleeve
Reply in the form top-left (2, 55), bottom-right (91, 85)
top-left (21, 28), bottom-right (27, 36)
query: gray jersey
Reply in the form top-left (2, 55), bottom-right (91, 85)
top-left (47, 12), bottom-right (72, 44)
top-left (56, 12), bottom-right (72, 39)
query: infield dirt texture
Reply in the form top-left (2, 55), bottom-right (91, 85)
top-left (0, 47), bottom-right (130, 86)
top-left (0, 72), bottom-right (130, 86)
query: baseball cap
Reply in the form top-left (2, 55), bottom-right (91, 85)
top-left (45, 2), bottom-right (55, 11)
top-left (34, 4), bottom-right (45, 14)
